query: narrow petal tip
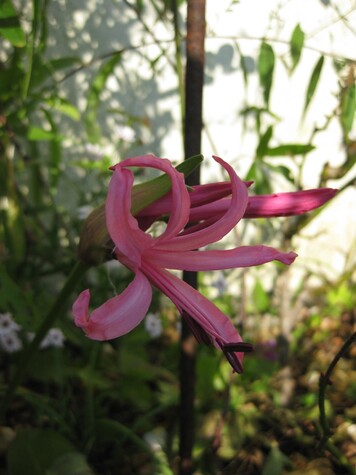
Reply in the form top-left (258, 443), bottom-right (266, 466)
top-left (216, 339), bottom-right (254, 374)
top-left (283, 251), bottom-right (298, 265)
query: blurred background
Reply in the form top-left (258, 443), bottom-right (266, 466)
top-left (0, 0), bottom-right (355, 474)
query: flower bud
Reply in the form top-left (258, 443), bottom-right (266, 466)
top-left (77, 204), bottom-right (113, 266)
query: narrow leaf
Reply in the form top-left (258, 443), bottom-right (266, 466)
top-left (0, 0), bottom-right (26, 47)
top-left (256, 125), bottom-right (273, 159)
top-left (341, 83), bottom-right (356, 135)
top-left (303, 55), bottom-right (324, 117)
top-left (49, 56), bottom-right (82, 70)
top-left (290, 24), bottom-right (304, 72)
top-left (266, 143), bottom-right (315, 156)
top-left (245, 161), bottom-right (272, 195)
top-left (45, 97), bottom-right (81, 121)
top-left (267, 164), bottom-right (294, 184)
top-left (27, 127), bottom-right (62, 141)
top-left (258, 42), bottom-right (275, 105)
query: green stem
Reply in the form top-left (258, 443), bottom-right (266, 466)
top-left (325, 440), bottom-right (356, 475)
top-left (0, 261), bottom-right (89, 420)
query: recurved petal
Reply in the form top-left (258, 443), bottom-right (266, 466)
top-left (72, 271), bottom-right (152, 341)
top-left (107, 166), bottom-right (153, 268)
top-left (143, 262), bottom-right (246, 372)
top-left (145, 245), bottom-right (297, 271)
top-left (119, 154), bottom-right (191, 243)
top-left (155, 156), bottom-right (249, 252)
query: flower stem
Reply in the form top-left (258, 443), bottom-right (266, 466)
top-left (0, 261), bottom-right (89, 420)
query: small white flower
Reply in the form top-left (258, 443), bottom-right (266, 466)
top-left (0, 313), bottom-right (21, 336)
top-left (0, 332), bottom-right (23, 353)
top-left (144, 313), bottom-right (162, 338)
top-left (40, 328), bottom-right (65, 349)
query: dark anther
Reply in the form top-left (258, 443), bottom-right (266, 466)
top-left (222, 342), bottom-right (254, 353)
top-left (215, 339), bottom-right (254, 374)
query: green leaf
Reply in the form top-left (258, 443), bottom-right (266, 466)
top-left (49, 56), bottom-right (82, 70)
top-left (0, 0), bottom-right (26, 47)
top-left (245, 161), bottom-right (272, 195)
top-left (85, 53), bottom-right (122, 142)
top-left (262, 444), bottom-right (291, 475)
top-left (253, 280), bottom-right (270, 313)
top-left (267, 164), bottom-right (294, 184)
top-left (27, 127), bottom-right (62, 141)
top-left (256, 125), bottom-right (273, 159)
top-left (7, 429), bottom-right (77, 475)
top-left (239, 55), bottom-right (251, 87)
top-left (45, 97), bottom-right (81, 121)
top-left (258, 42), bottom-right (275, 105)
top-left (303, 55), bottom-right (324, 117)
top-left (95, 418), bottom-right (165, 470)
top-left (266, 143), bottom-right (315, 156)
top-left (29, 57), bottom-right (81, 89)
top-left (290, 24), bottom-right (304, 72)
top-left (47, 452), bottom-right (94, 475)
top-left (341, 83), bottom-right (356, 135)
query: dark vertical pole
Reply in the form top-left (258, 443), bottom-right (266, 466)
top-left (179, 1), bottom-right (206, 474)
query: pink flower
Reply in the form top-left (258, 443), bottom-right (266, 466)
top-left (73, 155), bottom-right (299, 373)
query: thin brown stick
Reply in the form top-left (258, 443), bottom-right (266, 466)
top-left (179, 1), bottom-right (206, 474)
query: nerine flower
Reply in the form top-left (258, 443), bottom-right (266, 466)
top-left (73, 155), bottom-right (299, 373)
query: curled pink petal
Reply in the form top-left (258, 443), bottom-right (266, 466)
top-left (146, 246), bottom-right (297, 271)
top-left (107, 166), bottom-right (153, 269)
top-left (72, 271), bottom-right (152, 340)
top-left (155, 156), bottom-right (249, 251)
top-left (120, 155), bottom-right (191, 242)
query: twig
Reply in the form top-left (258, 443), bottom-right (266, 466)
top-left (318, 331), bottom-right (356, 450)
